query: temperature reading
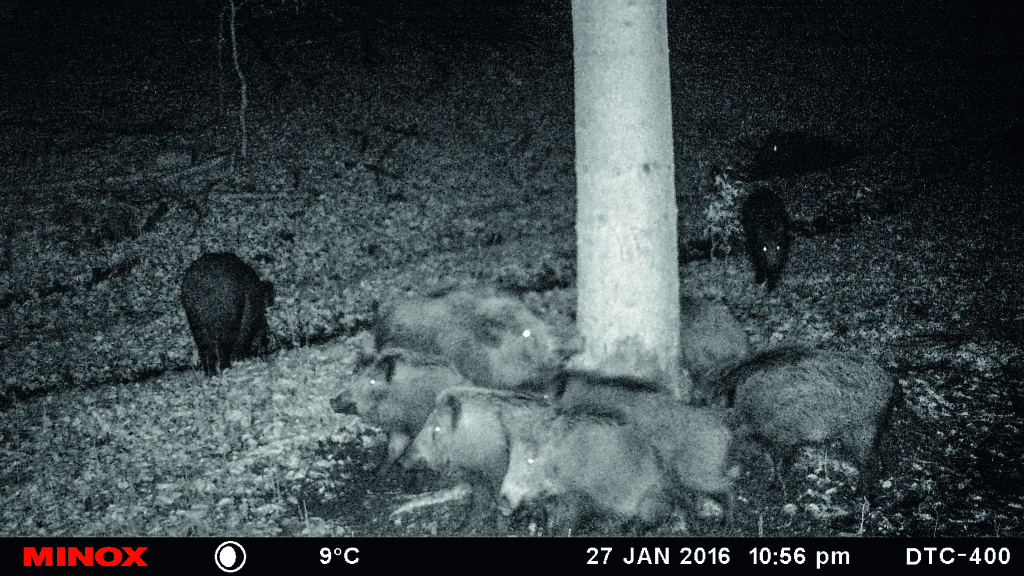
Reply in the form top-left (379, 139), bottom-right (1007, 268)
top-left (320, 547), bottom-right (359, 565)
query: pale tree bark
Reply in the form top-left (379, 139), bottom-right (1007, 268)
top-left (572, 0), bottom-right (686, 398)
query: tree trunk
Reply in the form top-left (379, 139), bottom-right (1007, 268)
top-left (572, 0), bottom-right (686, 398)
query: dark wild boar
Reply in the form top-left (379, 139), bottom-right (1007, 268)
top-left (740, 187), bottom-right (791, 292)
top-left (181, 252), bottom-right (274, 375)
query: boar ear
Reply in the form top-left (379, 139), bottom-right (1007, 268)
top-left (445, 394), bottom-right (462, 429)
top-left (383, 355), bottom-right (398, 381)
top-left (372, 351), bottom-right (400, 381)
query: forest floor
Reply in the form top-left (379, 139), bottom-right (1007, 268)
top-left (1, 1), bottom-right (1022, 537)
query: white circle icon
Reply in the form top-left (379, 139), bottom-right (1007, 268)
top-left (215, 541), bottom-right (246, 573)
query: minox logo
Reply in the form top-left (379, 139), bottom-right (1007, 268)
top-left (23, 547), bottom-right (148, 567)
